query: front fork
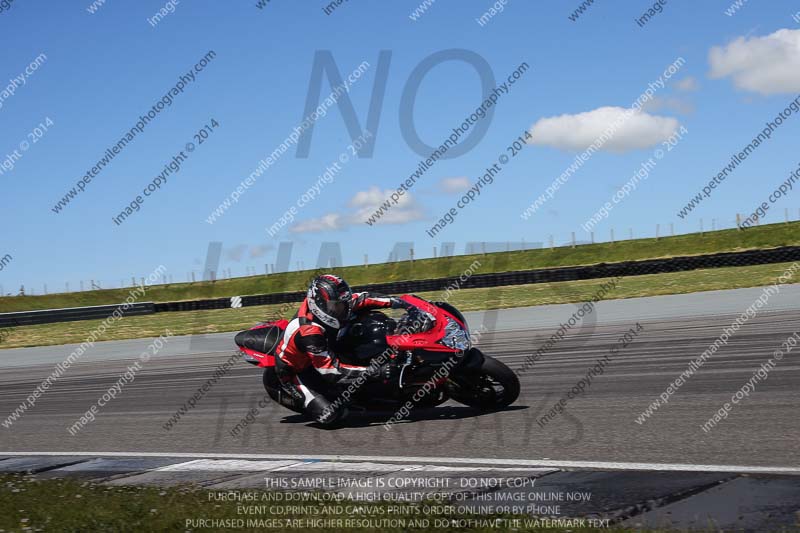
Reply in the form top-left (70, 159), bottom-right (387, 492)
top-left (396, 350), bottom-right (414, 389)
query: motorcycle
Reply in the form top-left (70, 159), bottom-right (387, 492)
top-left (234, 294), bottom-right (520, 418)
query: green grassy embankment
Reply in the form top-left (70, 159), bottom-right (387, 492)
top-left (2, 221), bottom-right (800, 314)
top-left (1, 261), bottom-right (797, 349)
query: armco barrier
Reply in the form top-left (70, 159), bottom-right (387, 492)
top-left (355, 245), bottom-right (800, 294)
top-left (158, 245), bottom-right (800, 314)
top-left (0, 302), bottom-right (155, 328)
top-left (4, 246), bottom-right (800, 326)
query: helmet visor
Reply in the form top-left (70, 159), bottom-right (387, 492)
top-left (326, 300), bottom-right (350, 321)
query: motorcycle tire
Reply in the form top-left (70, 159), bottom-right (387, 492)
top-left (448, 355), bottom-right (520, 410)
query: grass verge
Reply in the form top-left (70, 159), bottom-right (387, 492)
top-left (0, 474), bottom-right (614, 532)
top-left (2, 222), bottom-right (800, 313)
top-left (1, 261), bottom-right (798, 350)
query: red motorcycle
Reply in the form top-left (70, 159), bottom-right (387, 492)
top-left (234, 295), bottom-right (519, 416)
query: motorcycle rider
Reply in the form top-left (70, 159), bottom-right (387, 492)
top-left (274, 274), bottom-right (433, 426)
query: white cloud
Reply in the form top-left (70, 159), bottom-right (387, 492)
top-left (348, 187), bottom-right (388, 209)
top-left (529, 107), bottom-right (679, 153)
top-left (290, 187), bottom-right (425, 233)
top-left (291, 213), bottom-right (344, 233)
top-left (224, 243), bottom-right (275, 261)
top-left (674, 76), bottom-right (699, 92)
top-left (641, 96), bottom-right (694, 115)
top-left (438, 177), bottom-right (471, 193)
top-left (709, 28), bottom-right (800, 94)
top-left (224, 244), bottom-right (248, 262)
top-left (349, 186), bottom-right (426, 225)
top-left (249, 244), bottom-right (274, 259)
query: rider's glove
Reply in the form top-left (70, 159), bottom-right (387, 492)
top-left (398, 306), bottom-right (436, 333)
top-left (390, 297), bottom-right (414, 310)
top-left (417, 310), bottom-right (436, 332)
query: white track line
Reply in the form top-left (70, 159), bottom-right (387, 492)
top-left (2, 451), bottom-right (799, 475)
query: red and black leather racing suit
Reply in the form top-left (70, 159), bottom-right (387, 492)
top-left (274, 292), bottom-right (404, 425)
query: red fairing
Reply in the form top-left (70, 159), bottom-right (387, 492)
top-left (241, 347), bottom-right (276, 367)
top-left (250, 319), bottom-right (289, 330)
top-left (385, 294), bottom-right (462, 353)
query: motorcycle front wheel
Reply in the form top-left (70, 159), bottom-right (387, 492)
top-left (447, 355), bottom-right (520, 410)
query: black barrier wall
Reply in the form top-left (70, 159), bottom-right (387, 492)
top-left (0, 303), bottom-right (155, 328)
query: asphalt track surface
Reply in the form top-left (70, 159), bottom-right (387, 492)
top-left (2, 285), bottom-right (800, 468)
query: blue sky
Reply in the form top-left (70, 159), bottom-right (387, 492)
top-left (1, 0), bottom-right (799, 293)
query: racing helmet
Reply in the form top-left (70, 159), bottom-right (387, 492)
top-left (307, 274), bottom-right (353, 329)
